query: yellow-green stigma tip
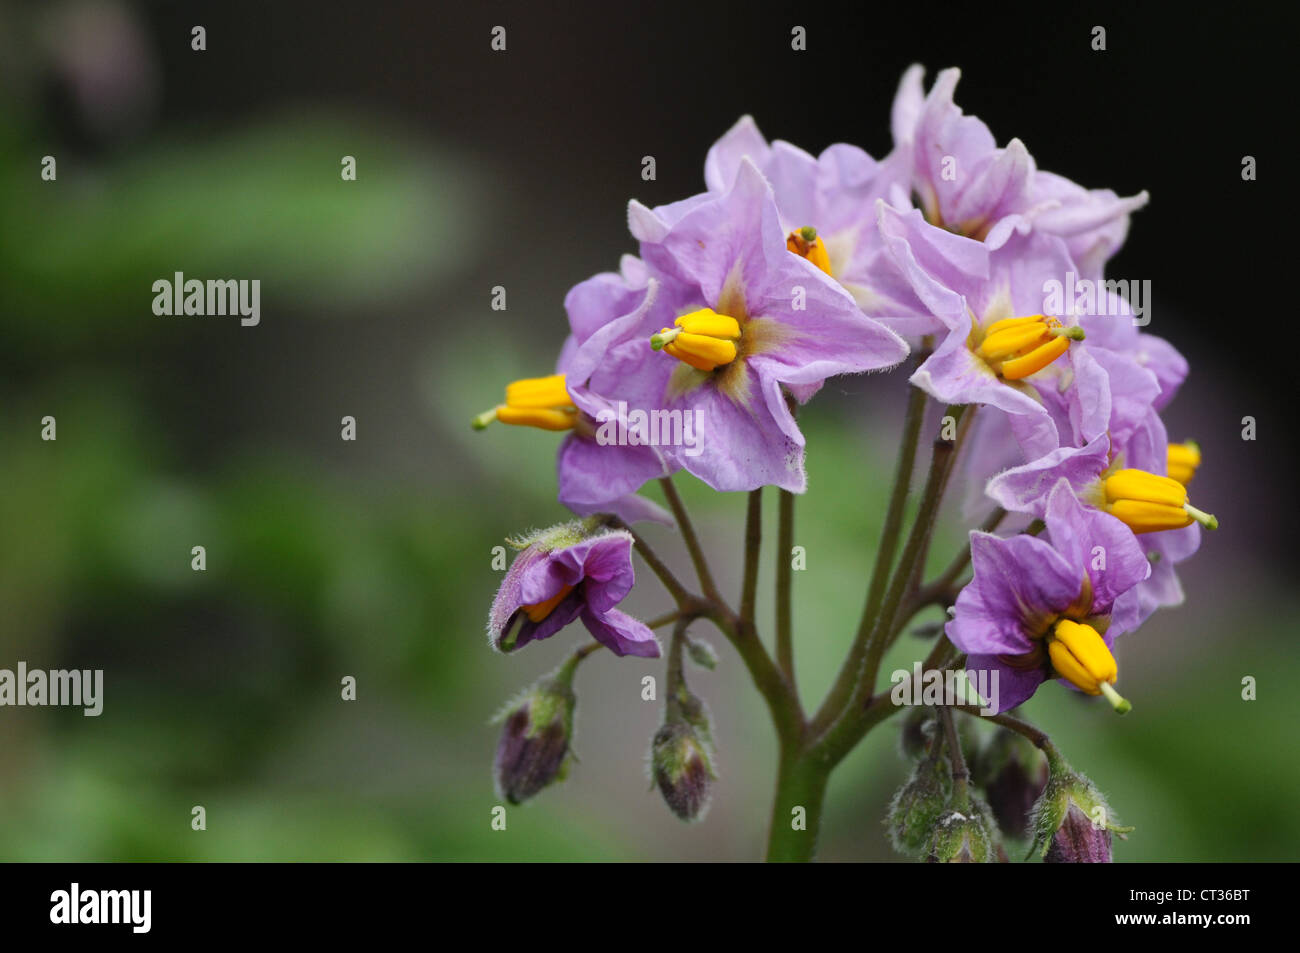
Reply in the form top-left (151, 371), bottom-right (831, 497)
top-left (799, 225), bottom-right (818, 241)
top-left (650, 328), bottom-right (678, 350)
top-left (472, 408), bottom-right (499, 430)
top-left (1184, 503), bottom-right (1218, 530)
top-left (1185, 439), bottom-right (1201, 453)
top-left (1099, 681), bottom-right (1131, 714)
top-left (1049, 325), bottom-right (1086, 341)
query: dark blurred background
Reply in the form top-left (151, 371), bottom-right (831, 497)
top-left (1, 0), bottom-right (1295, 861)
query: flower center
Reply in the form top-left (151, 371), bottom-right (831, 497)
top-left (786, 226), bottom-right (832, 275)
top-left (650, 308), bottom-right (742, 372)
top-left (522, 583), bottom-right (575, 623)
top-left (1102, 468), bottom-right (1217, 534)
top-left (1047, 619), bottom-right (1130, 713)
top-left (974, 314), bottom-right (1084, 381)
top-left (1166, 441), bottom-right (1201, 485)
top-left (473, 374), bottom-right (577, 431)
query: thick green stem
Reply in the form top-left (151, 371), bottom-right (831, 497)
top-left (764, 749), bottom-right (831, 862)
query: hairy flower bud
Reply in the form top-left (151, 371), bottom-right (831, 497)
top-left (650, 722), bottom-right (716, 821)
top-left (925, 795), bottom-right (996, 863)
top-left (686, 637), bottom-right (719, 670)
top-left (898, 707), bottom-right (936, 761)
top-left (492, 676), bottom-right (576, 804)
top-left (1029, 758), bottom-right (1132, 862)
top-left (887, 756), bottom-right (950, 855)
top-left (975, 729), bottom-right (1047, 840)
top-left (1045, 803), bottom-right (1114, 862)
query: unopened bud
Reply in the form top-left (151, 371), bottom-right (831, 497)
top-left (1030, 758), bottom-right (1132, 862)
top-left (650, 722), bottom-right (715, 821)
top-left (492, 675), bottom-right (576, 804)
top-left (975, 729), bottom-right (1047, 840)
top-left (925, 795), bottom-right (996, 863)
top-left (686, 637), bottom-right (718, 670)
top-left (887, 756), bottom-right (949, 856)
top-left (898, 707), bottom-right (936, 760)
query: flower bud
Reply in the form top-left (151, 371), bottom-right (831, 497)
top-left (974, 728), bottom-right (1047, 840)
top-left (925, 795), bottom-right (996, 863)
top-left (897, 707), bottom-right (936, 761)
top-left (887, 756), bottom-right (949, 856)
top-left (650, 722), bottom-right (716, 821)
top-left (686, 637), bottom-right (718, 670)
top-left (1029, 758), bottom-right (1132, 862)
top-left (492, 676), bottom-right (576, 804)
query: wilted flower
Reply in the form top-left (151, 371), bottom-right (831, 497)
top-left (488, 519), bottom-right (659, 657)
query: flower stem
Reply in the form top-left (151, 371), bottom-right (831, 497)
top-left (740, 489), bottom-right (762, 629)
top-left (812, 378), bottom-right (929, 732)
top-left (659, 477), bottom-right (722, 603)
top-left (938, 706), bottom-right (970, 806)
top-left (955, 706), bottom-right (1064, 768)
top-left (764, 749), bottom-right (831, 862)
top-left (814, 404), bottom-right (975, 766)
top-left (776, 488), bottom-right (796, 682)
top-left (624, 525), bottom-right (695, 608)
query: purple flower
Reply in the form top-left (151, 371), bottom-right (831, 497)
top-left (590, 158), bottom-right (909, 492)
top-left (488, 521), bottom-right (660, 658)
top-left (891, 66), bottom-right (1148, 275)
top-left (985, 413), bottom-right (1214, 624)
top-left (878, 202), bottom-right (1109, 458)
top-left (946, 480), bottom-right (1151, 713)
top-left (554, 258), bottom-right (684, 524)
top-left (699, 116), bottom-right (937, 337)
top-left (473, 257), bottom-right (675, 527)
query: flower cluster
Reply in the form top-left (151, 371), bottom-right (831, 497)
top-left (473, 66), bottom-right (1214, 859)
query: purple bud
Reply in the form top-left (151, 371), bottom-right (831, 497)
top-left (1045, 803), bottom-right (1112, 863)
top-left (651, 723), bottom-right (715, 821)
top-left (1030, 759), bottom-right (1131, 862)
top-left (493, 680), bottom-right (575, 804)
top-left (976, 729), bottom-right (1047, 840)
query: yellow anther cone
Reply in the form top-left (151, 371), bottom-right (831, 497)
top-left (974, 314), bottom-right (1081, 381)
top-left (652, 308), bottom-right (741, 372)
top-left (786, 227), bottom-right (833, 275)
top-left (474, 374), bottom-right (577, 432)
top-left (1048, 619), bottom-right (1129, 712)
top-left (1167, 442), bottom-right (1202, 485)
top-left (1101, 468), bottom-right (1217, 533)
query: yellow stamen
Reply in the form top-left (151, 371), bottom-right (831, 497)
top-left (651, 308), bottom-right (741, 372)
top-left (1047, 619), bottom-right (1130, 713)
top-left (473, 373), bottom-right (577, 432)
top-left (974, 314), bottom-right (1083, 381)
top-left (522, 583), bottom-right (575, 623)
top-left (786, 226), bottom-right (832, 275)
top-left (1102, 468), bottom-right (1217, 533)
top-left (1167, 441), bottom-right (1202, 485)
